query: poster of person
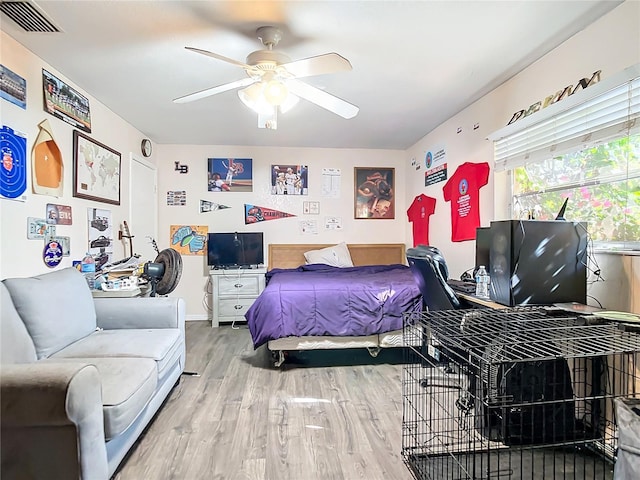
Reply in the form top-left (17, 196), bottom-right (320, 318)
top-left (42, 69), bottom-right (91, 133)
top-left (354, 167), bottom-right (395, 219)
top-left (207, 158), bottom-right (252, 192)
top-left (271, 164), bottom-right (308, 195)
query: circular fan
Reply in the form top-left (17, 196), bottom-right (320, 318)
top-left (173, 26), bottom-right (359, 128)
top-left (143, 248), bottom-right (183, 296)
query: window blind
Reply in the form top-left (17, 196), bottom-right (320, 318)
top-left (489, 64), bottom-right (640, 172)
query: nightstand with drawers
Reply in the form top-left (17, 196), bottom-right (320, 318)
top-left (210, 267), bottom-right (267, 327)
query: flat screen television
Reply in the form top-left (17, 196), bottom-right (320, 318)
top-left (475, 227), bottom-right (491, 271)
top-left (207, 232), bottom-right (264, 268)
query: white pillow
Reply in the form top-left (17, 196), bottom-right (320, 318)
top-left (304, 242), bottom-right (354, 267)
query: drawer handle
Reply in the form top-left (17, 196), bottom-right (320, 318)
top-left (234, 305), bottom-right (243, 310)
top-left (234, 283), bottom-right (243, 288)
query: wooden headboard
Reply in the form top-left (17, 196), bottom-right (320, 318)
top-left (268, 243), bottom-right (406, 270)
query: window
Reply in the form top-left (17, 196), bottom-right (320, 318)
top-left (512, 134), bottom-right (639, 247)
top-left (489, 65), bottom-right (640, 250)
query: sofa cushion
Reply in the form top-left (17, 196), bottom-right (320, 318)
top-left (42, 357), bottom-right (157, 440)
top-left (0, 283), bottom-right (37, 364)
top-left (2, 268), bottom-right (96, 359)
top-left (51, 329), bottom-right (182, 378)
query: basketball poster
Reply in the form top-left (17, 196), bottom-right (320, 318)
top-left (0, 125), bottom-right (27, 201)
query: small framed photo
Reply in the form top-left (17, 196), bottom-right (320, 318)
top-left (354, 167), bottom-right (395, 219)
top-left (73, 130), bottom-right (121, 205)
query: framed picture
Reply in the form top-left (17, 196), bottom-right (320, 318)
top-left (73, 130), bottom-right (121, 205)
top-left (42, 69), bottom-right (91, 132)
top-left (354, 167), bottom-right (395, 219)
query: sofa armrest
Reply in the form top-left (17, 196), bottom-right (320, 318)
top-left (1, 362), bottom-right (109, 480)
top-left (94, 296), bottom-right (186, 330)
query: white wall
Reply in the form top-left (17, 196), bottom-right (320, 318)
top-left (404, 0), bottom-right (640, 312)
top-left (3, 0), bottom-right (638, 317)
top-left (1, 32), bottom-right (153, 280)
top-left (156, 145), bottom-right (406, 319)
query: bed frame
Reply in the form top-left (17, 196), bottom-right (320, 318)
top-left (266, 243), bottom-right (410, 366)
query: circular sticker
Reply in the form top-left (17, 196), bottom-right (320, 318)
top-left (43, 240), bottom-right (63, 268)
top-left (425, 151), bottom-right (433, 169)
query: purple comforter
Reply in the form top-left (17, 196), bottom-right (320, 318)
top-left (245, 264), bottom-right (422, 348)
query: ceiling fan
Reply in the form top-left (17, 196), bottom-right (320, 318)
top-left (173, 26), bottom-right (359, 129)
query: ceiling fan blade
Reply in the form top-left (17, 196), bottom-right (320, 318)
top-left (282, 53), bottom-right (352, 78)
top-left (286, 79), bottom-right (359, 119)
top-left (173, 77), bottom-right (256, 104)
top-left (185, 46), bottom-right (252, 69)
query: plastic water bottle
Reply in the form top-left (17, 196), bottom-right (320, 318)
top-left (475, 265), bottom-right (490, 298)
top-left (81, 252), bottom-right (96, 290)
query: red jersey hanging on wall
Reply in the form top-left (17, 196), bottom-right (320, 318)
top-left (407, 194), bottom-right (437, 247)
top-left (442, 162), bottom-right (490, 242)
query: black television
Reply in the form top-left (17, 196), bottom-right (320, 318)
top-left (475, 227), bottom-right (491, 271)
top-left (207, 232), bottom-right (264, 268)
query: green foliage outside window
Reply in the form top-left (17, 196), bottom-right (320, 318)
top-left (513, 134), bottom-right (640, 247)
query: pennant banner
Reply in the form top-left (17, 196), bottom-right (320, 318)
top-left (245, 204), bottom-right (295, 224)
top-left (200, 199), bottom-right (230, 213)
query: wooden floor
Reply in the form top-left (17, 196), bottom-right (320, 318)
top-left (113, 322), bottom-right (414, 480)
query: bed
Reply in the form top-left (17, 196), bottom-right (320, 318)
top-left (245, 243), bottom-right (422, 366)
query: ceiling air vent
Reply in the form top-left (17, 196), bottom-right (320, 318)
top-left (0, 1), bottom-right (60, 33)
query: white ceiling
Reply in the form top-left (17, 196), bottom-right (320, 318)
top-left (2, 1), bottom-right (622, 150)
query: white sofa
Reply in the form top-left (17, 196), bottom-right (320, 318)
top-left (1, 267), bottom-right (186, 479)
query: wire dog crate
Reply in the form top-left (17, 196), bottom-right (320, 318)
top-left (402, 307), bottom-right (640, 480)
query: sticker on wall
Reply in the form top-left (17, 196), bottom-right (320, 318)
top-left (27, 217), bottom-right (55, 239)
top-left (208, 158), bottom-right (253, 192)
top-left (167, 190), bottom-right (186, 206)
top-left (32, 119), bottom-right (63, 196)
top-left (42, 69), bottom-right (91, 133)
top-left (43, 239), bottom-right (63, 268)
top-left (321, 168), bottom-right (341, 198)
top-left (46, 203), bottom-right (72, 225)
top-left (0, 65), bottom-right (27, 109)
top-left (271, 164), bottom-right (308, 195)
top-left (324, 216), bottom-right (343, 230)
top-left (244, 204), bottom-right (295, 224)
top-left (50, 235), bottom-right (70, 256)
top-left (174, 161), bottom-right (189, 174)
top-left (1, 125), bottom-right (27, 201)
top-left (200, 200), bottom-right (230, 213)
top-left (299, 220), bottom-right (318, 235)
top-left (170, 225), bottom-right (207, 255)
top-left (303, 201), bottom-right (320, 215)
top-left (424, 146), bottom-right (447, 187)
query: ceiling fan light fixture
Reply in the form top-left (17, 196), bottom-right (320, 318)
top-left (238, 83), bottom-right (273, 115)
top-left (263, 79), bottom-right (288, 106)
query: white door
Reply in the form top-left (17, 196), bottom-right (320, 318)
top-left (129, 153), bottom-right (158, 262)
